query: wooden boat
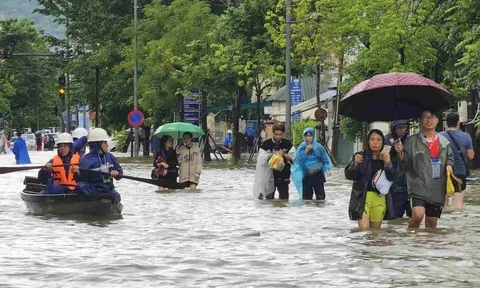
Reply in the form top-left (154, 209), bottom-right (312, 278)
top-left (21, 176), bottom-right (123, 216)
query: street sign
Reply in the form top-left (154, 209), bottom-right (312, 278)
top-left (183, 96), bottom-right (201, 126)
top-left (291, 78), bottom-right (302, 121)
top-left (127, 109), bottom-right (144, 127)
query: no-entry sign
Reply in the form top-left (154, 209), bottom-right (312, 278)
top-left (127, 109), bottom-right (144, 127)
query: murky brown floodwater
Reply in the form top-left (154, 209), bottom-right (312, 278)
top-left (1, 151), bottom-right (480, 287)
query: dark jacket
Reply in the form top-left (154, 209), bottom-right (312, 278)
top-left (384, 120), bottom-right (410, 194)
top-left (345, 130), bottom-right (396, 221)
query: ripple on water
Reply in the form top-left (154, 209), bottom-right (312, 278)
top-left (1, 151), bottom-right (480, 287)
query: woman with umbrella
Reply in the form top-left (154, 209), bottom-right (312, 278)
top-left (152, 122), bottom-right (204, 190)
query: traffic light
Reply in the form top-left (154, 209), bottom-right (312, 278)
top-left (58, 75), bottom-right (66, 98)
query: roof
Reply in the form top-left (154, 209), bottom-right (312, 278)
top-left (264, 74), bottom-right (337, 103)
top-left (271, 88), bottom-right (338, 116)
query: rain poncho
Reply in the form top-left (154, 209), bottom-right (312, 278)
top-left (223, 132), bottom-right (232, 148)
top-left (77, 142), bottom-right (123, 201)
top-left (12, 137), bottom-right (31, 164)
top-left (252, 149), bottom-right (275, 199)
top-left (72, 136), bottom-right (88, 157)
top-left (291, 128), bottom-right (332, 198)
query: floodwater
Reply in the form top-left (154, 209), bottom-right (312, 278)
top-left (1, 150), bottom-right (480, 287)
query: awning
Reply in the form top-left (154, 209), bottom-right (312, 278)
top-left (206, 102), bottom-right (272, 113)
top-left (271, 89), bottom-right (338, 116)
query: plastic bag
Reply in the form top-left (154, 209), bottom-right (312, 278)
top-left (252, 149), bottom-right (274, 199)
top-left (291, 163), bottom-right (304, 198)
top-left (268, 153), bottom-right (285, 171)
top-left (446, 170), bottom-right (462, 196)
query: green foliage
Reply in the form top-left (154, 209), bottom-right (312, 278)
top-left (113, 129), bottom-right (129, 152)
top-left (0, 18), bottom-right (59, 130)
top-left (292, 120), bottom-right (317, 147)
top-left (340, 116), bottom-right (362, 141)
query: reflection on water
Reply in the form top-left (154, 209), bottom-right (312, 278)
top-left (0, 151), bottom-right (480, 287)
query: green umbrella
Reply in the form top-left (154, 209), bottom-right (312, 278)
top-left (153, 122), bottom-right (205, 139)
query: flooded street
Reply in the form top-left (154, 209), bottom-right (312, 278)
top-left (1, 151), bottom-right (480, 287)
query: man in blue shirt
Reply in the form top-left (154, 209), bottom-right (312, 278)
top-left (439, 113), bottom-right (474, 209)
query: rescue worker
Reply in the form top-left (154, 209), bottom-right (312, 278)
top-left (39, 133), bottom-right (81, 194)
top-left (72, 127), bottom-right (89, 157)
top-left (76, 128), bottom-right (122, 201)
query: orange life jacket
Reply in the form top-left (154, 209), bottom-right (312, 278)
top-left (51, 153), bottom-right (80, 190)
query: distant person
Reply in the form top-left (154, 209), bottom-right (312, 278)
top-left (35, 132), bottom-right (43, 151)
top-left (398, 110), bottom-right (454, 229)
top-left (224, 130), bottom-right (232, 149)
top-left (0, 131), bottom-right (7, 154)
top-left (439, 112), bottom-right (474, 209)
top-left (12, 132), bottom-right (31, 164)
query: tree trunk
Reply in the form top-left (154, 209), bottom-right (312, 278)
top-left (256, 90), bottom-right (262, 134)
top-left (143, 126), bottom-right (150, 157)
top-left (201, 91), bottom-right (211, 161)
top-left (230, 86), bottom-right (243, 165)
top-left (331, 52), bottom-right (344, 160)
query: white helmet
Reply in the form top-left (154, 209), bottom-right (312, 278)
top-left (57, 133), bottom-right (74, 144)
top-left (88, 128), bottom-right (110, 142)
top-left (72, 127), bottom-right (88, 139)
top-left (227, 129), bottom-right (232, 134)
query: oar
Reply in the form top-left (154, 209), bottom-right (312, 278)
top-left (79, 169), bottom-right (171, 187)
top-left (0, 164), bottom-right (69, 175)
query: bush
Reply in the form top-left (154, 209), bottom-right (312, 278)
top-left (114, 129), bottom-right (130, 152)
top-left (292, 120), bottom-right (318, 147)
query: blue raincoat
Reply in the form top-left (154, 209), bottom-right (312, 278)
top-left (223, 132), bottom-right (232, 147)
top-left (72, 136), bottom-right (88, 157)
top-left (12, 137), bottom-right (31, 164)
top-left (77, 142), bottom-right (122, 201)
top-left (291, 127), bottom-right (332, 197)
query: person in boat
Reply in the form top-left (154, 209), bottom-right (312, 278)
top-left (253, 122), bottom-right (295, 200)
top-left (76, 128), bottom-right (122, 201)
top-left (345, 129), bottom-right (396, 229)
top-left (152, 135), bottom-right (179, 190)
top-left (12, 132), bottom-right (31, 164)
top-left (384, 119), bottom-right (412, 218)
top-left (177, 132), bottom-right (202, 189)
top-left (72, 127), bottom-right (89, 157)
top-left (291, 127), bottom-right (332, 200)
top-left (39, 133), bottom-right (82, 195)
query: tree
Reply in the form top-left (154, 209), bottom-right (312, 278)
top-left (0, 18), bottom-right (59, 130)
top-left (208, 0), bottom-right (284, 164)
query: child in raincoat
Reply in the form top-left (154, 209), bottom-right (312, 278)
top-left (291, 127), bottom-right (332, 200)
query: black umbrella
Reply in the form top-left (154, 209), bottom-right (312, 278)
top-left (339, 72), bottom-right (452, 122)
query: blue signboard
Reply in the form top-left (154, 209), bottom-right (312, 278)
top-left (291, 78), bottom-right (302, 121)
top-left (184, 96), bottom-right (201, 126)
top-left (245, 120), bottom-right (258, 137)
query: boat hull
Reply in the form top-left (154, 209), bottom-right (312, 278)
top-left (22, 177), bottom-right (123, 216)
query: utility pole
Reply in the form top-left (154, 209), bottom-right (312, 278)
top-left (95, 67), bottom-right (100, 127)
top-left (66, 9), bottom-right (71, 133)
top-left (285, 0), bottom-right (292, 140)
top-left (133, 0), bottom-right (139, 157)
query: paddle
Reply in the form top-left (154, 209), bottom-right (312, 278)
top-left (79, 169), bottom-right (170, 187)
top-left (0, 164), bottom-right (69, 175)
